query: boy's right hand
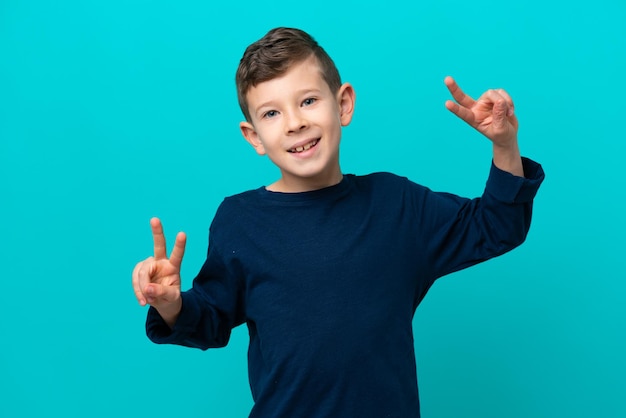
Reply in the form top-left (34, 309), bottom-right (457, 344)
top-left (132, 217), bottom-right (187, 328)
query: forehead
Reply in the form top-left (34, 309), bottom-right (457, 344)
top-left (246, 57), bottom-right (329, 106)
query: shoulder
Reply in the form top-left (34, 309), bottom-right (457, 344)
top-left (349, 172), bottom-right (429, 196)
top-left (349, 172), bottom-right (404, 187)
top-left (209, 188), bottom-right (263, 228)
top-left (221, 188), bottom-right (262, 207)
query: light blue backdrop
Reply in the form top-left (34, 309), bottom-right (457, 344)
top-left (1, 1), bottom-right (624, 417)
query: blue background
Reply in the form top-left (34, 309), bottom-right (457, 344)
top-left (1, 0), bottom-right (624, 417)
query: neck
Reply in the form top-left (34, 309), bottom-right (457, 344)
top-left (268, 169), bottom-right (343, 193)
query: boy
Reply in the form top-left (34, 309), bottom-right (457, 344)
top-left (132, 27), bottom-right (544, 417)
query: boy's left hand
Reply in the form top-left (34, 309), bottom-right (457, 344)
top-left (444, 76), bottom-right (518, 148)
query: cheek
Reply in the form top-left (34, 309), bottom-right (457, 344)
top-left (257, 130), bottom-right (282, 153)
top-left (326, 114), bottom-right (343, 137)
top-left (319, 109), bottom-right (340, 129)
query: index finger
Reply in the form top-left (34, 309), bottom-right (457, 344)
top-left (444, 76), bottom-right (474, 108)
top-left (150, 217), bottom-right (167, 260)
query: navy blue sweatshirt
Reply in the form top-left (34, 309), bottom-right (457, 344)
top-left (147, 158), bottom-right (544, 417)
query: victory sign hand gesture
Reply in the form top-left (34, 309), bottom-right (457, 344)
top-left (444, 76), bottom-right (524, 177)
top-left (132, 218), bottom-right (186, 327)
top-left (444, 76), bottom-right (518, 147)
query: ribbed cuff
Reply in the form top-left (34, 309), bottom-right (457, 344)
top-left (485, 157), bottom-right (545, 204)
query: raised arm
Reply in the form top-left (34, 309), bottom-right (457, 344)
top-left (444, 76), bottom-right (524, 177)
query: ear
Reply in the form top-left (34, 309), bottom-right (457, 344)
top-left (337, 83), bottom-right (356, 126)
top-left (240, 121), bottom-right (266, 156)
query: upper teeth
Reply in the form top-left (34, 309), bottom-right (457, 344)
top-left (290, 139), bottom-right (318, 153)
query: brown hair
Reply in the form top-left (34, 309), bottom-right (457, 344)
top-left (235, 27), bottom-right (342, 121)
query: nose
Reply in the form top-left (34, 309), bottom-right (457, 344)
top-left (284, 109), bottom-right (308, 134)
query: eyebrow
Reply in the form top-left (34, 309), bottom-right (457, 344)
top-left (254, 88), bottom-right (323, 116)
top-left (254, 100), bottom-right (277, 116)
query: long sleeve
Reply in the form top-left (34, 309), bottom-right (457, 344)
top-left (145, 233), bottom-right (246, 350)
top-left (141, 159), bottom-right (544, 417)
top-left (412, 157), bottom-right (544, 287)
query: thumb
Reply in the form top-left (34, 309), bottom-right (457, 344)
top-left (145, 283), bottom-right (180, 306)
top-left (492, 99), bottom-right (508, 128)
top-left (492, 99), bottom-right (508, 130)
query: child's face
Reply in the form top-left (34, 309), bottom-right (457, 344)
top-left (240, 56), bottom-right (355, 192)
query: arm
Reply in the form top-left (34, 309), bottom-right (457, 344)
top-left (133, 214), bottom-right (245, 350)
top-left (410, 78), bottom-right (544, 284)
top-left (444, 76), bottom-right (524, 177)
top-left (412, 158), bottom-right (544, 287)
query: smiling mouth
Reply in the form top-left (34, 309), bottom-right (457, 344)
top-left (288, 139), bottom-right (319, 153)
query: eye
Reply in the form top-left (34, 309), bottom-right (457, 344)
top-left (263, 110), bottom-right (278, 119)
top-left (302, 97), bottom-right (317, 107)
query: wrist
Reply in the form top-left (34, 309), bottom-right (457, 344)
top-left (492, 139), bottom-right (524, 177)
top-left (156, 297), bottom-right (182, 329)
